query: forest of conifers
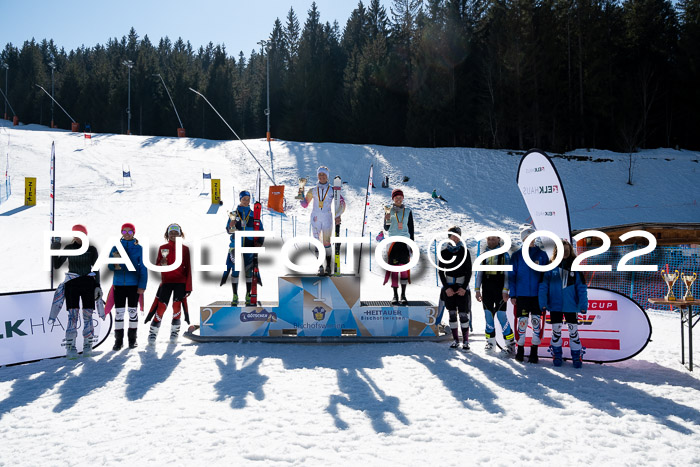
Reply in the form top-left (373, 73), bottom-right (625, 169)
top-left (1, 0), bottom-right (699, 152)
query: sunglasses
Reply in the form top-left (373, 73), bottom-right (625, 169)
top-left (121, 229), bottom-right (134, 235)
top-left (168, 226), bottom-right (182, 234)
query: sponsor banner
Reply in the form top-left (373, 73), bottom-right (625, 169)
top-left (516, 150), bottom-right (571, 255)
top-left (211, 179), bottom-right (221, 204)
top-left (24, 176), bottom-right (36, 206)
top-left (200, 276), bottom-right (439, 338)
top-left (495, 287), bottom-right (651, 363)
top-left (0, 289), bottom-right (111, 366)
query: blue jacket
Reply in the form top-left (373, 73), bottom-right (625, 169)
top-left (508, 246), bottom-right (549, 297)
top-left (108, 239), bottom-right (148, 290)
top-left (226, 205), bottom-right (264, 248)
top-left (539, 267), bottom-right (588, 313)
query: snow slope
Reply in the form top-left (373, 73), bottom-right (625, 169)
top-left (1, 121), bottom-right (699, 466)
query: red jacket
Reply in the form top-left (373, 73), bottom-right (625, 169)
top-left (156, 240), bottom-right (193, 292)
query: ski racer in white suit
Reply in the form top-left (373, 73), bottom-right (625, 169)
top-left (300, 166), bottom-right (346, 275)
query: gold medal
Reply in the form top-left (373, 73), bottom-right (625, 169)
top-left (317, 185), bottom-right (330, 210)
top-left (395, 207), bottom-right (406, 231)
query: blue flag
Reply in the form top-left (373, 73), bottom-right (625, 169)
top-left (203, 172), bottom-right (211, 179)
top-left (123, 171), bottom-right (131, 178)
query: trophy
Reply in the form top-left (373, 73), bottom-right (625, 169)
top-left (160, 248), bottom-right (170, 266)
top-left (295, 177), bottom-right (308, 200)
top-left (112, 250), bottom-right (122, 270)
top-left (661, 269), bottom-right (679, 301)
top-left (384, 204), bottom-right (392, 216)
top-left (681, 272), bottom-right (697, 301)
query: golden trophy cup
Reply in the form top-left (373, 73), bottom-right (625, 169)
top-left (295, 177), bottom-right (308, 200)
top-left (661, 269), bottom-right (680, 301)
top-left (681, 272), bottom-right (697, 301)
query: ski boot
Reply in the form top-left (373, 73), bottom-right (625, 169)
top-left (391, 289), bottom-right (399, 306)
top-left (515, 345), bottom-right (525, 362)
top-left (461, 341), bottom-right (470, 352)
top-left (549, 345), bottom-right (563, 367)
top-left (231, 293), bottom-right (239, 306)
top-left (65, 337), bottom-right (79, 360)
top-left (82, 338), bottom-right (93, 358)
top-left (170, 324), bottom-right (180, 343)
top-left (147, 323), bottom-right (159, 349)
top-left (127, 328), bottom-right (138, 349)
top-left (450, 340), bottom-right (461, 349)
top-left (399, 294), bottom-right (408, 306)
top-left (113, 329), bottom-right (124, 351)
top-left (571, 348), bottom-right (584, 369)
top-left (485, 337), bottom-right (496, 352)
top-left (318, 265), bottom-right (325, 276)
top-left (529, 345), bottom-right (539, 363)
top-left (504, 339), bottom-right (516, 355)
top-left (245, 293), bottom-right (252, 306)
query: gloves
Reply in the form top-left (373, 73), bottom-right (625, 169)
top-left (94, 287), bottom-right (103, 300)
top-left (376, 231), bottom-right (385, 242)
top-left (48, 318), bottom-right (55, 326)
top-left (50, 241), bottom-right (61, 250)
top-left (97, 302), bottom-right (106, 320)
top-left (300, 199), bottom-right (309, 208)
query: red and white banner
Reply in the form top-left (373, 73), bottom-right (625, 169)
top-left (0, 289), bottom-right (112, 366)
top-left (497, 287), bottom-right (652, 363)
top-left (516, 149), bottom-right (571, 255)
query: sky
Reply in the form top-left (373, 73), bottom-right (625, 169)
top-left (0, 0), bottom-right (392, 57)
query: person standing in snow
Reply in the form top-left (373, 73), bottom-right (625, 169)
top-left (438, 226), bottom-right (472, 351)
top-left (382, 188), bottom-right (415, 305)
top-left (50, 224), bottom-right (103, 358)
top-left (225, 191), bottom-right (264, 305)
top-left (108, 222), bottom-right (147, 350)
top-left (145, 223), bottom-right (192, 347)
top-left (539, 239), bottom-right (587, 368)
top-left (475, 235), bottom-right (516, 354)
top-left (300, 166), bottom-right (345, 275)
top-left (509, 224), bottom-right (549, 363)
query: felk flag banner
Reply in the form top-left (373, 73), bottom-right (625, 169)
top-left (516, 149), bottom-right (572, 256)
top-left (202, 171), bottom-right (211, 180)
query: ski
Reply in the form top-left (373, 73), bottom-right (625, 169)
top-left (333, 175), bottom-right (342, 276)
top-left (250, 201), bottom-right (262, 306)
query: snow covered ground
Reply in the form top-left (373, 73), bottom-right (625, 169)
top-left (1, 121), bottom-right (699, 465)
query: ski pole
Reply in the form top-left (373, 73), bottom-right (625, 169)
top-left (434, 240), bottom-right (438, 286)
top-left (369, 232), bottom-right (372, 272)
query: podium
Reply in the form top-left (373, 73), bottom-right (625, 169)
top-left (192, 276), bottom-right (446, 342)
